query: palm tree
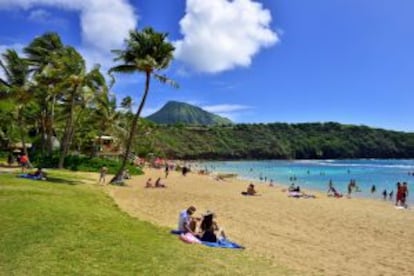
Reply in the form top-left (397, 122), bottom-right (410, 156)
top-left (109, 27), bottom-right (176, 183)
top-left (57, 47), bottom-right (107, 168)
top-left (0, 49), bottom-right (32, 159)
top-left (24, 32), bottom-right (65, 155)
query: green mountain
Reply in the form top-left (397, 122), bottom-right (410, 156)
top-left (146, 101), bottom-right (233, 125)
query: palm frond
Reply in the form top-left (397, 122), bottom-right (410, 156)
top-left (153, 73), bottom-right (179, 88)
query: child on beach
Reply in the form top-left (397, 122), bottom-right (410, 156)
top-left (99, 166), bottom-right (108, 184)
top-left (145, 178), bottom-right (153, 188)
top-left (241, 183), bottom-right (258, 196)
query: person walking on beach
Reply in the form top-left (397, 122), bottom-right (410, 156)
top-left (165, 164), bottom-right (169, 178)
top-left (347, 180), bottom-right (355, 198)
top-left (370, 185), bottom-right (376, 194)
top-left (396, 182), bottom-right (402, 206)
top-left (99, 165), bottom-right (108, 184)
top-left (382, 189), bottom-right (387, 200)
top-left (388, 190), bottom-right (394, 201)
top-left (19, 153), bottom-right (29, 173)
top-left (401, 182), bottom-right (409, 208)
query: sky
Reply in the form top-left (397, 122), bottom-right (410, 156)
top-left (0, 0), bottom-right (413, 132)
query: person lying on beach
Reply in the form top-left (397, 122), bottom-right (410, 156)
top-left (241, 183), bottom-right (258, 196)
top-left (197, 210), bottom-right (226, 242)
top-left (155, 177), bottom-right (167, 188)
top-left (178, 206), bottom-right (199, 235)
top-left (145, 178), bottom-right (153, 188)
top-left (288, 190), bottom-right (316, 199)
top-left (20, 167), bottom-right (47, 180)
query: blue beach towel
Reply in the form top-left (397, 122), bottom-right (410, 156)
top-left (201, 239), bottom-right (244, 249)
top-left (170, 230), bottom-right (244, 249)
top-left (19, 174), bottom-right (42, 180)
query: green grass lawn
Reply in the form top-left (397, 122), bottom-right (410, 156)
top-left (0, 171), bottom-right (291, 275)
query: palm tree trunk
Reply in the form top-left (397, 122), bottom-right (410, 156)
top-left (18, 110), bottom-right (32, 168)
top-left (58, 93), bottom-right (76, 169)
top-left (47, 93), bottom-right (56, 155)
top-left (110, 71), bottom-right (151, 184)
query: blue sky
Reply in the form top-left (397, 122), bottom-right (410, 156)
top-left (1, 0), bottom-right (413, 131)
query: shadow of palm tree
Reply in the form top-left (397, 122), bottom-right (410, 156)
top-left (46, 177), bottom-right (82, 186)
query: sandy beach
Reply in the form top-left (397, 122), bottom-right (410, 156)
top-left (105, 168), bottom-right (414, 276)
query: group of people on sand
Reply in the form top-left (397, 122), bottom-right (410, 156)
top-left (145, 177), bottom-right (167, 188)
top-left (178, 206), bottom-right (226, 243)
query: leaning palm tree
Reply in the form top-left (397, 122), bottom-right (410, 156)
top-left (109, 27), bottom-right (176, 183)
top-left (0, 49), bottom-right (32, 159)
top-left (24, 32), bottom-right (65, 155)
top-left (58, 47), bottom-right (107, 168)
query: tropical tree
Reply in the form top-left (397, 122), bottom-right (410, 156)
top-left (24, 32), bottom-right (65, 155)
top-left (57, 47), bottom-right (107, 168)
top-left (109, 27), bottom-right (176, 183)
top-left (0, 49), bottom-right (32, 158)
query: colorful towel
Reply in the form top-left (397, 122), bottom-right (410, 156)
top-left (171, 230), bottom-right (244, 249)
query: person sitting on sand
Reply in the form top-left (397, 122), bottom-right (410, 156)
top-left (288, 183), bottom-right (301, 192)
top-left (327, 181), bottom-right (342, 198)
top-left (198, 210), bottom-right (226, 242)
top-left (178, 206), bottom-right (199, 235)
top-left (241, 183), bottom-right (257, 196)
top-left (145, 178), bottom-right (153, 188)
top-left (155, 177), bottom-right (166, 188)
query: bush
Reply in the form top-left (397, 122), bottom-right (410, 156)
top-left (31, 154), bottom-right (143, 175)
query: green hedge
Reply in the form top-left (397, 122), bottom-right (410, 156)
top-left (32, 154), bottom-right (143, 175)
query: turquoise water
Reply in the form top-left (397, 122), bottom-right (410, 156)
top-left (199, 159), bottom-right (414, 203)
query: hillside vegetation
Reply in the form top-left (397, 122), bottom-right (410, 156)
top-left (134, 122), bottom-right (414, 159)
top-left (146, 101), bottom-right (233, 125)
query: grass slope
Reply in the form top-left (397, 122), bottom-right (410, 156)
top-left (0, 171), bottom-right (290, 275)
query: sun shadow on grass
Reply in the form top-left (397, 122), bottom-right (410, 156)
top-left (45, 177), bottom-right (82, 186)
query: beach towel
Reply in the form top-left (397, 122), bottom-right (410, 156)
top-left (201, 239), bottom-right (244, 249)
top-left (18, 174), bottom-right (42, 180)
top-left (170, 230), bottom-right (244, 249)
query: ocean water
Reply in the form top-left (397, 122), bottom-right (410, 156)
top-left (198, 159), bottom-right (414, 203)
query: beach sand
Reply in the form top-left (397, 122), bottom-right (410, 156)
top-left (106, 168), bottom-right (414, 276)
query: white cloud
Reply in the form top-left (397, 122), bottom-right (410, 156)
top-left (202, 104), bottom-right (253, 113)
top-left (0, 0), bottom-right (137, 66)
top-left (174, 0), bottom-right (279, 73)
top-left (28, 8), bottom-right (51, 22)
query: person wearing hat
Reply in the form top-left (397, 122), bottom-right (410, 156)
top-left (178, 206), bottom-right (198, 235)
top-left (199, 210), bottom-right (226, 242)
